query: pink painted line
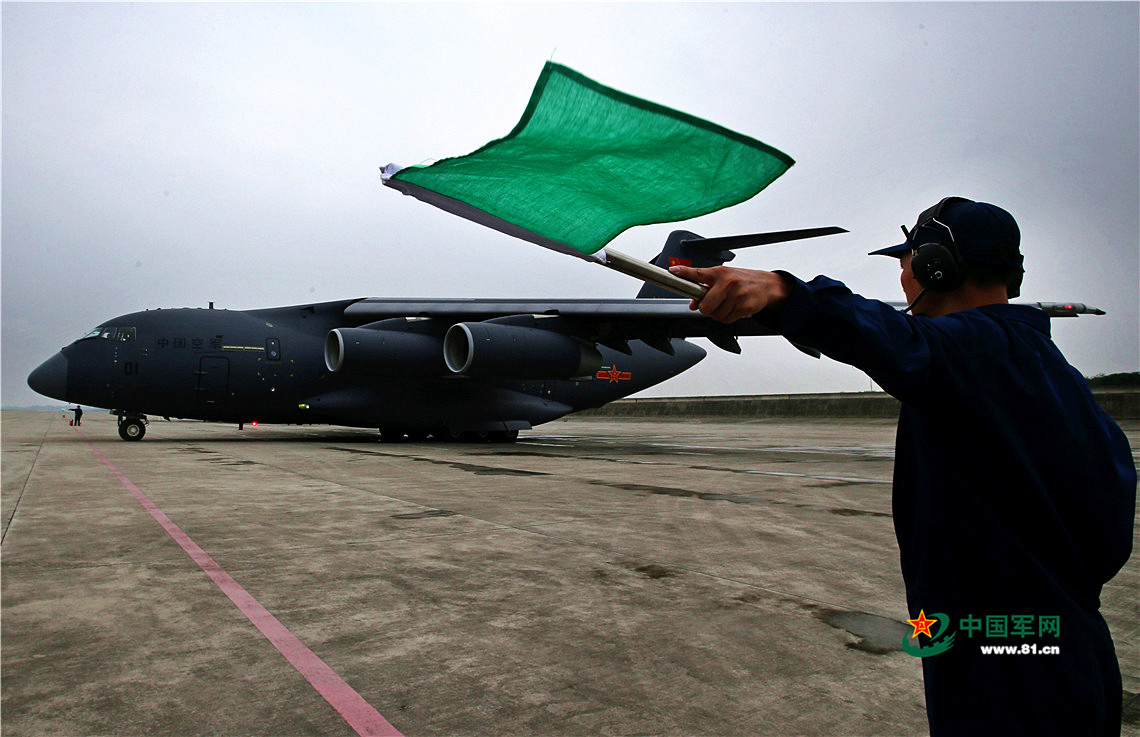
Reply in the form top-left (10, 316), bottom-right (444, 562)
top-left (84, 438), bottom-right (404, 737)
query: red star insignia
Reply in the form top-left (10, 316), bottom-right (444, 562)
top-left (907, 610), bottom-right (936, 639)
top-left (596, 365), bottom-right (632, 383)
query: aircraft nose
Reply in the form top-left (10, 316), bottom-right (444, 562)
top-left (28, 353), bottom-right (69, 401)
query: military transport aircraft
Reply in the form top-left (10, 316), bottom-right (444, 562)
top-left (27, 229), bottom-right (1103, 441)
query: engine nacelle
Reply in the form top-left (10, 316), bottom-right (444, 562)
top-left (325, 319), bottom-right (447, 376)
top-left (443, 320), bottom-right (602, 379)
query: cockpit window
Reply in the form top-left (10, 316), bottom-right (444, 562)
top-left (77, 326), bottom-right (131, 342)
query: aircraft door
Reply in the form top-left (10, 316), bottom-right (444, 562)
top-left (196, 357), bottom-right (230, 405)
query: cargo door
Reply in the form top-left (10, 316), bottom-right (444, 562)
top-left (195, 357), bottom-right (230, 405)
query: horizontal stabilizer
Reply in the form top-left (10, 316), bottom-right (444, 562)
top-left (636, 227), bottom-right (847, 300)
top-left (680, 226), bottom-right (848, 252)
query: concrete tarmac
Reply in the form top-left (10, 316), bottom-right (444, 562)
top-left (3, 410), bottom-right (1137, 737)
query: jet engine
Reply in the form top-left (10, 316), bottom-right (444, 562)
top-left (443, 318), bottom-right (603, 379)
top-left (325, 319), bottom-right (447, 376)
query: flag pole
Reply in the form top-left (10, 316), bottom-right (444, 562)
top-left (601, 247), bottom-right (708, 300)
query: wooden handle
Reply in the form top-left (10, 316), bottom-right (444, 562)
top-left (601, 247), bottom-right (708, 300)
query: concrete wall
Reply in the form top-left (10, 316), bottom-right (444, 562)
top-left (579, 390), bottom-right (1140, 422)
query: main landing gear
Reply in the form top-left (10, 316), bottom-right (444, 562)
top-left (116, 413), bottom-right (149, 441)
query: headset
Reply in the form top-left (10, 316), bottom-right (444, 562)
top-left (902, 196), bottom-right (973, 294)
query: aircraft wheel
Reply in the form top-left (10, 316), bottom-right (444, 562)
top-left (119, 418), bottom-right (146, 441)
top-left (490, 430), bottom-right (519, 443)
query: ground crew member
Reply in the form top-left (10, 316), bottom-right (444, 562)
top-left (70, 405), bottom-right (83, 427)
top-left (670, 197), bottom-right (1135, 736)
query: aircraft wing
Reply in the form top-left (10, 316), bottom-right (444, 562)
top-left (1027, 302), bottom-right (1106, 317)
top-left (348, 297), bottom-right (1105, 321)
top-left (346, 297), bottom-right (713, 320)
top-left (344, 297), bottom-right (770, 355)
top-left (879, 301), bottom-right (1106, 317)
top-left (344, 297), bottom-right (1106, 357)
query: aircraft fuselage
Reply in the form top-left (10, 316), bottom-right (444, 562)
top-left (28, 298), bottom-right (705, 439)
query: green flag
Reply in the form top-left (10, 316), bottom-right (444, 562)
top-left (383, 62), bottom-right (794, 261)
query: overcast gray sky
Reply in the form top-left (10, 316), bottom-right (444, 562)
top-left (4, 2), bottom-right (1138, 408)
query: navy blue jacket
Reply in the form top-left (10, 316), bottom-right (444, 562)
top-left (764, 274), bottom-right (1135, 650)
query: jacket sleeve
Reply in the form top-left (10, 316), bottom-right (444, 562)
top-left (758, 273), bottom-right (935, 403)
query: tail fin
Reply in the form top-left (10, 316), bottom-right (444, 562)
top-left (636, 226), bottom-right (848, 298)
top-left (636, 230), bottom-right (735, 299)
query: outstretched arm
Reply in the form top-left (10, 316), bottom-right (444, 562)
top-left (668, 265), bottom-right (791, 323)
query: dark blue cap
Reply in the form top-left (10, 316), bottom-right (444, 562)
top-left (870, 197), bottom-right (1023, 270)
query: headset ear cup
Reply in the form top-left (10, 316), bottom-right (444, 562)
top-left (911, 243), bottom-right (965, 292)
